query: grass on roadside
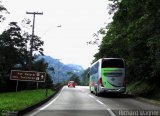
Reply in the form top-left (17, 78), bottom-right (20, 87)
top-left (0, 89), bottom-right (54, 114)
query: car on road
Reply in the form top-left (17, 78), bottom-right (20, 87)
top-left (68, 81), bottom-right (75, 88)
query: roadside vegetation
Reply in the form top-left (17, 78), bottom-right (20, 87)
top-left (0, 89), bottom-right (54, 115)
top-left (1, 0), bottom-right (160, 103)
top-left (0, 1), bottom-right (53, 92)
top-left (82, 0), bottom-right (160, 100)
top-left (81, 68), bottom-right (89, 86)
top-left (0, 2), bottom-right (56, 114)
top-left (92, 0), bottom-right (160, 99)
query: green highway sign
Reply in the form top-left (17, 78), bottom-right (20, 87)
top-left (10, 70), bottom-right (46, 82)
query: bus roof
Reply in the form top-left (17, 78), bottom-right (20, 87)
top-left (90, 58), bottom-right (124, 67)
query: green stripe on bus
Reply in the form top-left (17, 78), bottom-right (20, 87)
top-left (101, 68), bottom-right (118, 88)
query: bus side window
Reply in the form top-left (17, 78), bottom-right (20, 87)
top-left (90, 62), bottom-right (99, 75)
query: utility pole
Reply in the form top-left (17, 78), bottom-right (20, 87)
top-left (26, 11), bottom-right (43, 70)
top-left (26, 12), bottom-right (43, 90)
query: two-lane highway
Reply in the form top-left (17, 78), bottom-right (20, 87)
top-left (80, 86), bottom-right (160, 116)
top-left (25, 86), bottom-right (116, 116)
top-left (25, 86), bottom-right (160, 116)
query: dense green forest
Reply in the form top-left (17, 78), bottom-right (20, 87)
top-left (93, 0), bottom-right (160, 98)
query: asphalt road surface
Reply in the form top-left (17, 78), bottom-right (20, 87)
top-left (25, 86), bottom-right (160, 116)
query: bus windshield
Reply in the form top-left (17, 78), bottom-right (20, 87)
top-left (102, 59), bottom-right (124, 68)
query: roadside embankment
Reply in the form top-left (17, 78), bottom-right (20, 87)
top-left (126, 81), bottom-right (160, 106)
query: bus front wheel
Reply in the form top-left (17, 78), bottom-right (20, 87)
top-left (95, 90), bottom-right (100, 96)
top-left (95, 87), bottom-right (100, 96)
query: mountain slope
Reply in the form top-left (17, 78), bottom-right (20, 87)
top-left (36, 55), bottom-right (84, 83)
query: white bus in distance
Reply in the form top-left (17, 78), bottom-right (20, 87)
top-left (89, 58), bottom-right (126, 96)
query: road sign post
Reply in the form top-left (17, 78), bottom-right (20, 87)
top-left (10, 70), bottom-right (46, 91)
top-left (10, 70), bottom-right (46, 82)
top-left (16, 80), bottom-right (19, 92)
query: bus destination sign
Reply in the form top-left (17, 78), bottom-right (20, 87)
top-left (10, 70), bottom-right (46, 82)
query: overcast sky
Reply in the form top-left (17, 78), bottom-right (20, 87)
top-left (1, 0), bottom-right (112, 69)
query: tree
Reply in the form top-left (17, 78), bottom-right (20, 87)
top-left (66, 71), bottom-right (81, 85)
top-left (94, 0), bottom-right (160, 87)
top-left (69, 74), bottom-right (81, 85)
top-left (0, 1), bottom-right (9, 23)
top-left (32, 59), bottom-right (53, 90)
top-left (0, 21), bottom-right (45, 91)
top-left (81, 68), bottom-right (89, 86)
top-left (0, 22), bottom-right (28, 70)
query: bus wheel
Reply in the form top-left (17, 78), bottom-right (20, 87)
top-left (95, 92), bottom-right (99, 96)
top-left (95, 86), bottom-right (99, 96)
top-left (95, 90), bottom-right (99, 96)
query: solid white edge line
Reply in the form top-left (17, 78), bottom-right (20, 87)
top-left (95, 99), bottom-right (116, 116)
top-left (96, 99), bottom-right (104, 105)
top-left (30, 86), bottom-right (65, 116)
top-left (89, 95), bottom-right (94, 98)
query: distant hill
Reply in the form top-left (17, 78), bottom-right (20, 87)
top-left (35, 55), bottom-right (84, 83)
